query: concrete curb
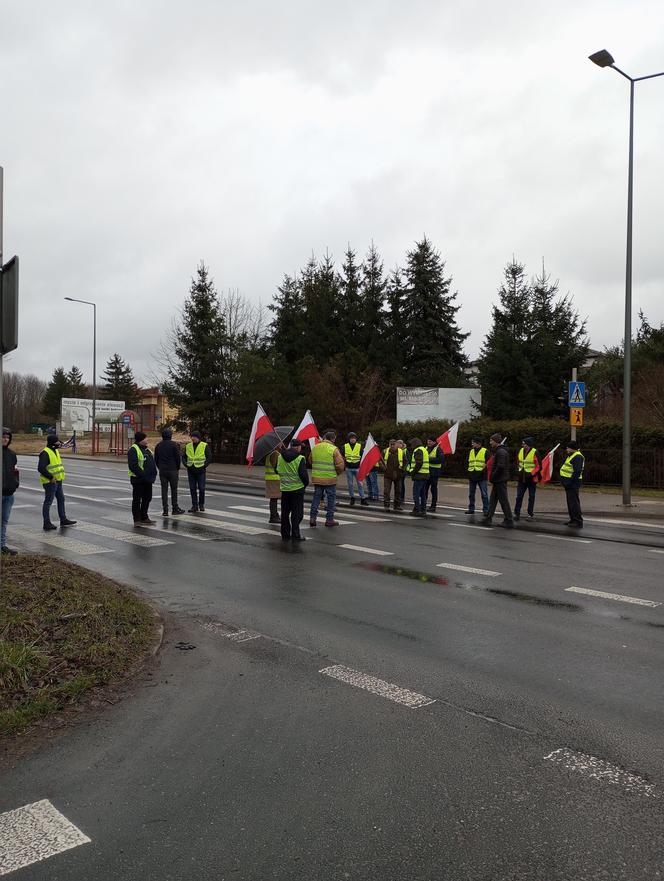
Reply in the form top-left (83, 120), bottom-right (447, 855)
top-left (148, 605), bottom-right (165, 657)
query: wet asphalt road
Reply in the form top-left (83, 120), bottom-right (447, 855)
top-left (1, 457), bottom-right (663, 880)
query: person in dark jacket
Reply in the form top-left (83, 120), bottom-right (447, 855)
top-left (184, 430), bottom-right (212, 512)
top-left (276, 438), bottom-right (309, 542)
top-left (2, 427), bottom-right (19, 554)
top-left (483, 433), bottom-right (514, 528)
top-left (154, 428), bottom-right (184, 516)
top-left (128, 431), bottom-right (157, 525)
top-left (559, 440), bottom-right (585, 528)
top-left (38, 434), bottom-right (77, 531)
top-left (425, 436), bottom-right (445, 512)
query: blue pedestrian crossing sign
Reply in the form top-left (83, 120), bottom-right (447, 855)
top-left (568, 381), bottom-right (586, 407)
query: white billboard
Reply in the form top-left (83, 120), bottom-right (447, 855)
top-left (60, 397), bottom-right (125, 432)
top-left (396, 387), bottom-right (481, 424)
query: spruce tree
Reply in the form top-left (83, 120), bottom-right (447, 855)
top-left (42, 367), bottom-right (72, 420)
top-left (360, 242), bottom-right (388, 364)
top-left (400, 237), bottom-right (468, 386)
top-left (300, 252), bottom-right (342, 363)
top-left (384, 266), bottom-right (408, 380)
top-left (66, 365), bottom-right (86, 397)
top-left (162, 262), bottom-right (231, 451)
top-left (101, 354), bottom-right (140, 408)
top-left (338, 246), bottom-right (363, 346)
top-left (268, 273), bottom-right (305, 364)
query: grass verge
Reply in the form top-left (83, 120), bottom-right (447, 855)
top-left (0, 555), bottom-right (156, 737)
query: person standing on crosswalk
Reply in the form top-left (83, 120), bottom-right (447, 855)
top-left (309, 429), bottom-right (344, 528)
top-left (128, 431), bottom-right (157, 525)
top-left (277, 437), bottom-right (309, 542)
top-left (264, 447), bottom-right (282, 524)
top-left (38, 434), bottom-right (77, 531)
top-left (343, 432), bottom-right (368, 507)
top-left (184, 430), bottom-right (211, 512)
top-left (154, 428), bottom-right (185, 517)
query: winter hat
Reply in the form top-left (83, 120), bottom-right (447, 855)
top-left (2, 427), bottom-right (11, 442)
top-left (348, 432), bottom-right (358, 440)
top-left (134, 431), bottom-right (147, 444)
top-left (290, 438), bottom-right (302, 448)
top-left (47, 434), bottom-right (59, 447)
top-left (567, 440), bottom-right (580, 450)
top-left (161, 428), bottom-right (173, 440)
top-left (522, 437), bottom-right (535, 447)
top-left (191, 430), bottom-right (202, 440)
top-left (471, 436), bottom-right (482, 444)
top-left (490, 433), bottom-right (502, 443)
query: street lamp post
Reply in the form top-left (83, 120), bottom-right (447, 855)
top-left (64, 297), bottom-right (97, 446)
top-left (589, 50), bottom-right (664, 507)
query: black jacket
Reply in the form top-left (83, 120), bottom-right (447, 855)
top-left (128, 445), bottom-right (157, 484)
top-left (560, 452), bottom-right (585, 490)
top-left (279, 448), bottom-right (309, 490)
top-left (2, 444), bottom-right (19, 496)
top-left (490, 444), bottom-right (510, 484)
top-left (154, 439), bottom-right (181, 472)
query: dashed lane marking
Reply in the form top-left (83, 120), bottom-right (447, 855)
top-left (536, 533), bottom-right (592, 544)
top-left (201, 621), bottom-right (261, 642)
top-left (229, 505), bottom-right (354, 526)
top-left (71, 521), bottom-right (172, 547)
top-left (584, 516), bottom-right (664, 531)
top-left (649, 549), bottom-right (664, 555)
top-left (544, 748), bottom-right (656, 797)
top-left (436, 562), bottom-right (501, 577)
top-left (565, 586), bottom-right (661, 608)
top-left (319, 664), bottom-right (435, 708)
top-left (338, 544), bottom-right (394, 556)
top-left (0, 799), bottom-right (91, 876)
top-left (15, 530), bottom-right (113, 556)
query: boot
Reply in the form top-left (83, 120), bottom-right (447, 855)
top-left (350, 498), bottom-right (356, 507)
top-left (173, 507), bottom-right (185, 515)
top-left (427, 505), bottom-right (436, 513)
top-left (269, 515), bottom-right (281, 524)
top-left (60, 518), bottom-right (77, 526)
top-left (360, 498), bottom-right (369, 507)
top-left (162, 509), bottom-right (169, 517)
top-left (43, 522), bottom-right (57, 531)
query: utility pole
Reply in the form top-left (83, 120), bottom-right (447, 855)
top-left (0, 166), bottom-right (4, 501)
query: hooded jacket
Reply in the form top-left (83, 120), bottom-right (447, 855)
top-left (489, 444), bottom-right (510, 484)
top-left (2, 430), bottom-right (19, 496)
top-left (154, 429), bottom-right (181, 472)
top-left (37, 435), bottom-right (62, 482)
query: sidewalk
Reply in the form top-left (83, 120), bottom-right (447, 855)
top-left (51, 452), bottom-right (664, 521)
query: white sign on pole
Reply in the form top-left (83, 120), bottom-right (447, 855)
top-left (60, 398), bottom-right (125, 432)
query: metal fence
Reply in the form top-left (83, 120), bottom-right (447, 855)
top-left (216, 443), bottom-right (664, 489)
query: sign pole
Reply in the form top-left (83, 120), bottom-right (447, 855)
top-left (0, 167), bottom-right (4, 504)
top-left (570, 367), bottom-right (577, 443)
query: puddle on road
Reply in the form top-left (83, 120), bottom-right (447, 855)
top-left (357, 562), bottom-right (582, 611)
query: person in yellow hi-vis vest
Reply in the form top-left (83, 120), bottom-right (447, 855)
top-left (407, 437), bottom-right (430, 517)
top-left (264, 447), bottom-right (282, 524)
top-left (514, 436), bottom-right (540, 521)
top-left (38, 434), bottom-right (77, 531)
top-left (184, 430), bottom-right (212, 512)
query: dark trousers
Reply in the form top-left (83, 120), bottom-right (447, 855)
top-left (468, 479), bottom-right (489, 514)
top-left (487, 481), bottom-right (513, 522)
top-left (412, 479), bottom-right (428, 513)
top-left (131, 478), bottom-right (153, 521)
top-left (160, 470), bottom-right (179, 512)
top-left (281, 489), bottom-right (304, 540)
top-left (514, 481), bottom-right (537, 517)
top-left (42, 481), bottom-right (67, 525)
top-left (565, 485), bottom-right (583, 524)
top-left (426, 472), bottom-right (440, 508)
top-left (188, 469), bottom-right (206, 507)
top-left (383, 475), bottom-right (403, 508)
top-left (269, 498), bottom-right (280, 520)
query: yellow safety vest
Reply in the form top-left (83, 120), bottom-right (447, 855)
top-left (383, 447), bottom-right (405, 467)
top-left (560, 451), bottom-right (584, 480)
top-left (468, 447), bottom-right (487, 473)
top-left (277, 454), bottom-right (305, 492)
top-left (428, 444), bottom-right (443, 470)
top-left (40, 446), bottom-right (65, 484)
top-left (185, 441), bottom-right (208, 468)
top-left (128, 443), bottom-right (145, 477)
top-left (407, 446), bottom-right (430, 478)
top-left (264, 454), bottom-right (280, 481)
top-left (344, 442), bottom-right (361, 465)
top-left (311, 442), bottom-right (338, 481)
top-left (518, 448), bottom-right (537, 474)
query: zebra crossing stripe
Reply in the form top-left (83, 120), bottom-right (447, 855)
top-left (15, 530), bottom-right (113, 556)
top-left (71, 521), bottom-right (172, 547)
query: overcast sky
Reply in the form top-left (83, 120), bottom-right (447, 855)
top-left (2, 0), bottom-right (663, 386)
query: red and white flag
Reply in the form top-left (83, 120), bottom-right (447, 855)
top-left (436, 422), bottom-right (459, 455)
top-left (246, 401), bottom-right (275, 466)
top-left (357, 433), bottom-right (382, 482)
top-left (294, 410), bottom-right (319, 446)
top-left (536, 444), bottom-right (560, 485)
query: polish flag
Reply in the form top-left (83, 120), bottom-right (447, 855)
top-left (294, 410), bottom-right (319, 446)
top-left (436, 422), bottom-right (459, 455)
top-left (357, 433), bottom-right (382, 482)
top-left (536, 444), bottom-right (560, 484)
top-left (246, 402), bottom-right (275, 466)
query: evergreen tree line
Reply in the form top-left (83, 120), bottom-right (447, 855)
top-left (41, 356), bottom-right (141, 421)
top-left (162, 243), bottom-right (590, 454)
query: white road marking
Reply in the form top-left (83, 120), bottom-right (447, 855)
top-left (230, 505), bottom-right (354, 526)
top-left (72, 521), bottom-right (172, 547)
top-left (565, 586), bottom-right (661, 608)
top-left (649, 549), bottom-right (664, 555)
top-left (9, 504), bottom-right (34, 509)
top-left (201, 621), bottom-right (261, 642)
top-left (536, 533), bottom-right (592, 544)
top-left (449, 523), bottom-right (489, 531)
top-left (544, 748), bottom-right (656, 797)
top-left (0, 799), bottom-right (91, 876)
top-left (18, 485), bottom-right (115, 505)
top-left (102, 512), bottom-right (214, 541)
top-left (436, 562), bottom-right (501, 577)
top-left (15, 531), bottom-right (113, 556)
top-left (65, 484), bottom-right (126, 490)
top-left (584, 516), bottom-right (664, 530)
top-left (338, 544), bottom-right (394, 556)
top-left (174, 513), bottom-right (276, 537)
top-left (319, 664), bottom-right (435, 708)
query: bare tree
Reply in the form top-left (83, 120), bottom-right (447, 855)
top-left (2, 372), bottom-right (47, 430)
